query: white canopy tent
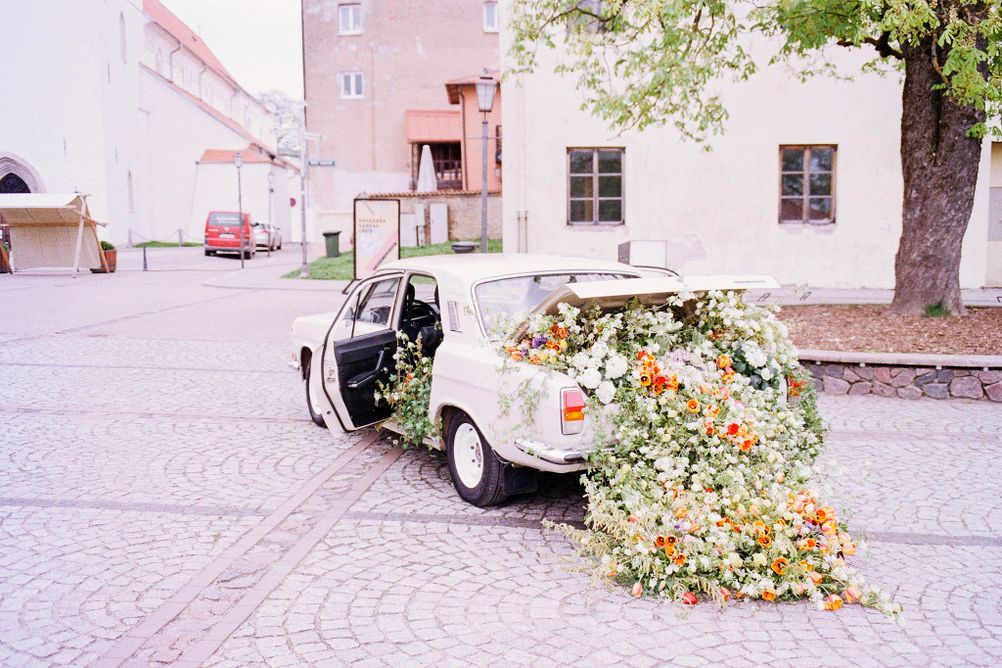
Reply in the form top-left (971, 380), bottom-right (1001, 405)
top-left (0, 193), bottom-right (107, 275)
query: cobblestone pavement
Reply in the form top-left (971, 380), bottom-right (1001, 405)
top-left (1, 265), bottom-right (1001, 666)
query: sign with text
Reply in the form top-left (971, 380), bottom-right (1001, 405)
top-left (353, 198), bottom-right (400, 280)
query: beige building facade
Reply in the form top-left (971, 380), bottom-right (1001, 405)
top-left (499, 3), bottom-right (998, 289)
top-left (302, 0), bottom-right (500, 241)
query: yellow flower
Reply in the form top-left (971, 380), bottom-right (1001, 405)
top-left (717, 354), bottom-right (731, 369)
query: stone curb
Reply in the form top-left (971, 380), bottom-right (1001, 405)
top-left (797, 349), bottom-right (1002, 402)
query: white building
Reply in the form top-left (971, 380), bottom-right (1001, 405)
top-left (0, 0), bottom-right (296, 247)
top-left (500, 8), bottom-right (1000, 289)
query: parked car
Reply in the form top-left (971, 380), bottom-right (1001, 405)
top-left (288, 254), bottom-right (775, 506)
top-left (204, 211), bottom-right (255, 258)
top-left (253, 222), bottom-right (282, 251)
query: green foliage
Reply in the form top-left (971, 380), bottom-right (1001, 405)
top-left (100, 240), bottom-right (115, 251)
top-left (375, 334), bottom-right (441, 448)
top-left (285, 239), bottom-right (503, 281)
top-left (135, 241), bottom-right (201, 248)
top-left (508, 0), bottom-right (1001, 140)
top-left (923, 300), bottom-right (950, 317)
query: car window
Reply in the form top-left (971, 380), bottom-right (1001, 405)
top-left (329, 276), bottom-right (401, 342)
top-left (475, 272), bottom-right (632, 333)
top-left (208, 212), bottom-right (242, 227)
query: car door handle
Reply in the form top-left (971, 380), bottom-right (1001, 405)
top-left (346, 349), bottom-right (386, 390)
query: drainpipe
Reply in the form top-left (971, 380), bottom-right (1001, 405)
top-left (167, 38), bottom-right (182, 83)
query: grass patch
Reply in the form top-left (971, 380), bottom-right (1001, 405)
top-left (285, 239), bottom-right (502, 280)
top-left (923, 301), bottom-right (949, 317)
top-left (134, 241), bottom-right (202, 248)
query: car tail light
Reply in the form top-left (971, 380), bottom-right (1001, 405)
top-left (561, 388), bottom-right (585, 435)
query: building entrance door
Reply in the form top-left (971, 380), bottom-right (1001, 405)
top-left (0, 173), bottom-right (31, 246)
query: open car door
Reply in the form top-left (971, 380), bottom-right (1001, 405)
top-left (319, 273), bottom-right (403, 431)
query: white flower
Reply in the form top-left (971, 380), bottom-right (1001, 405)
top-left (742, 341), bottom-right (768, 368)
top-left (605, 354), bottom-right (628, 379)
top-left (760, 365), bottom-right (775, 381)
top-left (579, 368), bottom-right (602, 389)
top-left (592, 341), bottom-right (609, 358)
top-left (596, 380), bottom-right (616, 404)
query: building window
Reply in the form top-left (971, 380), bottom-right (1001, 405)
top-left (779, 145), bottom-right (836, 224)
top-left (339, 3), bottom-right (362, 35)
top-left (568, 148), bottom-right (623, 225)
top-left (483, 2), bottom-right (498, 33)
top-left (568, 0), bottom-right (605, 33)
top-left (341, 72), bottom-right (363, 99)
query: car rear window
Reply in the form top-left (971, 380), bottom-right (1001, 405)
top-left (209, 213), bottom-right (243, 227)
top-left (475, 272), bottom-right (632, 332)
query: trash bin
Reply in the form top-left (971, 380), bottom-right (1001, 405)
top-left (323, 231), bottom-right (341, 258)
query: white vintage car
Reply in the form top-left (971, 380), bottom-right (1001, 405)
top-left (289, 254), bottom-right (775, 506)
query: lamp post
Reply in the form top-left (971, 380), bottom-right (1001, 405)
top-left (475, 71), bottom-right (496, 254)
top-left (234, 152), bottom-right (245, 269)
top-left (266, 170), bottom-right (274, 257)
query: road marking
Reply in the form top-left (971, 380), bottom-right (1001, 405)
top-left (93, 431), bottom-right (383, 667)
top-left (0, 497), bottom-right (269, 517)
top-left (176, 447), bottom-right (403, 666)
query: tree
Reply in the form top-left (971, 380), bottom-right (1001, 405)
top-left (260, 90), bottom-right (304, 158)
top-left (508, 1), bottom-right (1001, 315)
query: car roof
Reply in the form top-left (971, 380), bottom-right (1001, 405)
top-left (378, 253), bottom-right (640, 289)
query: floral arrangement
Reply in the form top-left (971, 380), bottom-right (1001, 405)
top-left (503, 291), bottom-right (899, 615)
top-left (374, 333), bottom-right (440, 448)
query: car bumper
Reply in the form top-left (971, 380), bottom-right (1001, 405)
top-left (513, 437), bottom-right (586, 465)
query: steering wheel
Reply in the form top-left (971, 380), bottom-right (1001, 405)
top-left (408, 299), bottom-right (440, 329)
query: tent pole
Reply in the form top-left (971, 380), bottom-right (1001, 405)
top-left (71, 197), bottom-right (86, 277)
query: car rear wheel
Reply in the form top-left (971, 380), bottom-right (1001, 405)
top-left (304, 360), bottom-right (326, 428)
top-left (446, 413), bottom-right (506, 507)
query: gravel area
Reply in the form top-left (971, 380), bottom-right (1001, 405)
top-left (780, 305), bottom-right (1002, 356)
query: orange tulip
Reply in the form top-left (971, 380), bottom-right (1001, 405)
top-left (807, 571), bottom-right (823, 585)
top-left (704, 421), bottom-right (715, 436)
top-left (844, 586), bottom-right (861, 604)
top-left (687, 399), bottom-right (700, 413)
top-left (771, 558), bottom-right (788, 576)
top-left (510, 351), bottom-right (524, 361)
top-left (631, 582), bottom-right (643, 597)
top-left (824, 594), bottom-right (844, 611)
top-left (719, 587), bottom-right (731, 601)
top-left (757, 535), bottom-right (772, 547)
top-left (761, 589), bottom-right (776, 602)
top-left (681, 591), bottom-right (698, 605)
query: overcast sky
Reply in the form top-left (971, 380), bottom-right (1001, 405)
top-left (160, 0), bottom-right (304, 99)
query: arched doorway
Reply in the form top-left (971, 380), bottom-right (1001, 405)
top-left (0, 154), bottom-right (44, 247)
top-left (0, 173), bottom-right (30, 193)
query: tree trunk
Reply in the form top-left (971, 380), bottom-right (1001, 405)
top-left (890, 40), bottom-right (985, 315)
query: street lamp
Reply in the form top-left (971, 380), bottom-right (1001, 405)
top-left (234, 151), bottom-right (245, 269)
top-left (267, 170), bottom-right (275, 257)
top-left (475, 70), bottom-right (496, 254)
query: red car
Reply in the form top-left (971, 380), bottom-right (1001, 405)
top-left (204, 211), bottom-right (256, 259)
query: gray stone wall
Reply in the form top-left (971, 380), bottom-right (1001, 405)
top-left (807, 362), bottom-right (1002, 402)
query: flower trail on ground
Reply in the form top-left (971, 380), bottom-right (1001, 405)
top-left (504, 291), bottom-right (900, 615)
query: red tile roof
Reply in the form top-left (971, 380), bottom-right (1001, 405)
top-left (405, 110), bottom-right (462, 143)
top-left (199, 146), bottom-right (296, 171)
top-left (445, 70), bottom-right (501, 104)
top-left (143, 0), bottom-right (237, 87)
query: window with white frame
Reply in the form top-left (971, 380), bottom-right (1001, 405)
top-left (483, 2), bottom-right (498, 33)
top-left (779, 145), bottom-right (836, 224)
top-left (341, 71), bottom-right (363, 99)
top-left (567, 148), bottom-right (624, 225)
top-left (339, 3), bottom-right (362, 35)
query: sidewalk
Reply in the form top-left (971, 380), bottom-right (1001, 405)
top-left (746, 285), bottom-right (1002, 307)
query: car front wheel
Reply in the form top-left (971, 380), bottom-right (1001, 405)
top-left (446, 413), bottom-right (506, 507)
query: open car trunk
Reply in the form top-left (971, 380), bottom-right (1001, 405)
top-left (514, 275), bottom-right (780, 339)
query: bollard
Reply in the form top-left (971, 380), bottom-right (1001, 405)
top-left (142, 246), bottom-right (148, 271)
top-left (178, 229), bottom-right (183, 247)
